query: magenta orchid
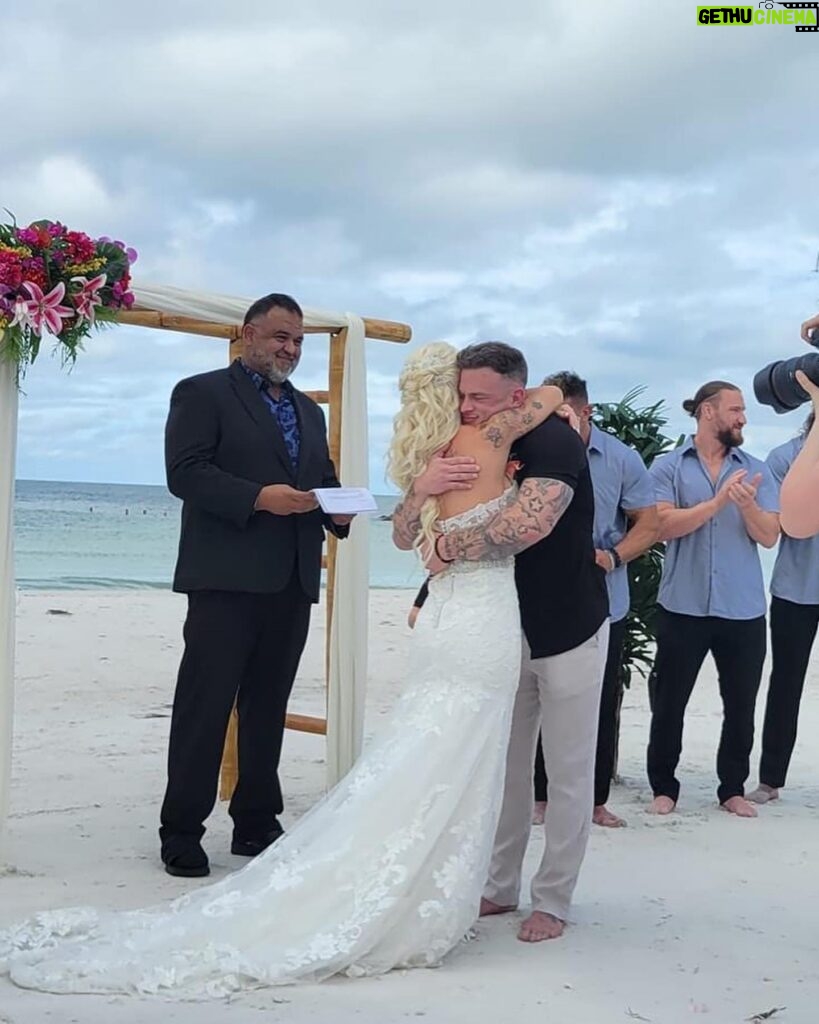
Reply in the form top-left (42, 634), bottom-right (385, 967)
top-left (71, 273), bottom-right (107, 324)
top-left (13, 281), bottom-right (74, 337)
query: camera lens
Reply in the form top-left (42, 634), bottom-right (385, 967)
top-left (753, 352), bottom-right (819, 414)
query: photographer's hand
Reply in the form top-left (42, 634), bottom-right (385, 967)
top-left (795, 369), bottom-right (819, 416)
top-left (800, 313), bottom-right (819, 344)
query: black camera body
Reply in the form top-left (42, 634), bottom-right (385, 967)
top-left (754, 331), bottom-right (819, 414)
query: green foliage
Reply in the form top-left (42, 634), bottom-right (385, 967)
top-left (594, 386), bottom-right (682, 688)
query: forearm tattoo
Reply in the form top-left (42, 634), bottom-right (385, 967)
top-left (392, 493), bottom-right (424, 548)
top-left (480, 402), bottom-right (544, 450)
top-left (443, 478), bottom-right (573, 561)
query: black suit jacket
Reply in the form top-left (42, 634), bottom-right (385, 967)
top-left (165, 360), bottom-right (348, 600)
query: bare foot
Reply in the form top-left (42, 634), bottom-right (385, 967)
top-left (648, 795), bottom-right (676, 815)
top-left (593, 804), bottom-right (626, 828)
top-left (746, 784), bottom-right (779, 805)
top-left (518, 911), bottom-right (565, 942)
top-left (532, 801), bottom-right (547, 826)
top-left (721, 795), bottom-right (758, 818)
top-left (479, 897), bottom-right (516, 917)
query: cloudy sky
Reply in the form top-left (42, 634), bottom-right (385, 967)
top-left (5, 0), bottom-right (818, 492)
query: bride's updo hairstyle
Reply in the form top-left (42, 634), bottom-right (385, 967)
top-left (387, 342), bottom-right (461, 558)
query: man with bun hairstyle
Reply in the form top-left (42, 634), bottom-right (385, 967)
top-left (646, 381), bottom-right (779, 818)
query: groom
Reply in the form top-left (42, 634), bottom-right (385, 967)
top-left (393, 342), bottom-right (609, 942)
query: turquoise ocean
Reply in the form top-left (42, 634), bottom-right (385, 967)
top-left (13, 480), bottom-right (426, 592)
top-left (12, 479), bottom-right (777, 593)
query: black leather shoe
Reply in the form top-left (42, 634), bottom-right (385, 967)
top-left (231, 822), bottom-right (285, 857)
top-left (162, 843), bottom-right (210, 878)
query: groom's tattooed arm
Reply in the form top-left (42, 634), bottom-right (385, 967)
top-left (437, 478), bottom-right (573, 562)
top-left (392, 490), bottom-right (426, 550)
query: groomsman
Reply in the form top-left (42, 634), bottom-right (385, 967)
top-left (534, 372), bottom-right (658, 828)
top-left (749, 411), bottom-right (819, 804)
top-left (646, 381), bottom-right (779, 817)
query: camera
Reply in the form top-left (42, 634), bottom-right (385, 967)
top-left (754, 332), bottom-right (819, 414)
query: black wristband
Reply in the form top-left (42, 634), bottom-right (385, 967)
top-left (609, 548), bottom-right (622, 569)
top-left (435, 536), bottom-right (455, 564)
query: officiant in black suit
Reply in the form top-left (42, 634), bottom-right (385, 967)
top-left (159, 292), bottom-right (351, 878)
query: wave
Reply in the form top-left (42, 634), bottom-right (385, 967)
top-left (16, 577), bottom-right (173, 591)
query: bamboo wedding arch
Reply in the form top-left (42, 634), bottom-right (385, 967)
top-left (0, 283), bottom-right (410, 843)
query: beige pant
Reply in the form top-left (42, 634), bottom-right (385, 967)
top-left (483, 621), bottom-right (609, 921)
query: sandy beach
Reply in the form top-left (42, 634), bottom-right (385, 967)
top-left (0, 588), bottom-right (817, 1024)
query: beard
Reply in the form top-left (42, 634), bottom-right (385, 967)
top-left (717, 427), bottom-right (743, 448)
top-left (265, 365), bottom-right (295, 384)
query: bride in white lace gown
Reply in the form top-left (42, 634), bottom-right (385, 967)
top-left (0, 344), bottom-right (562, 999)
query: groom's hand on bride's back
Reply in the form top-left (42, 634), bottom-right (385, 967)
top-left (414, 450), bottom-right (479, 499)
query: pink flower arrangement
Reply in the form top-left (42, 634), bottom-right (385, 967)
top-left (0, 217), bottom-right (137, 379)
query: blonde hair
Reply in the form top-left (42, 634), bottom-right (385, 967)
top-left (387, 342), bottom-right (461, 557)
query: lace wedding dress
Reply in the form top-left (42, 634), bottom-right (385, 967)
top-left (0, 492), bottom-right (521, 999)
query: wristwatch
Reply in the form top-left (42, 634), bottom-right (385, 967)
top-left (608, 548), bottom-right (622, 570)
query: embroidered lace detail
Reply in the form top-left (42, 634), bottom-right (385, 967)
top-left (0, 494), bottom-right (522, 999)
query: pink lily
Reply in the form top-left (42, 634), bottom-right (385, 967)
top-left (17, 281), bottom-right (74, 336)
top-left (9, 295), bottom-right (32, 330)
top-left (71, 273), bottom-right (107, 324)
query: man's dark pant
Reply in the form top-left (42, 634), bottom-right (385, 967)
top-left (534, 617), bottom-right (626, 807)
top-left (646, 608), bottom-right (766, 805)
top-left (759, 596), bottom-right (819, 789)
top-left (159, 579), bottom-right (312, 852)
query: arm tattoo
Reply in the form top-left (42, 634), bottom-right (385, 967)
top-left (392, 493), bottom-right (424, 550)
top-left (443, 478), bottom-right (573, 562)
top-left (481, 405), bottom-right (541, 447)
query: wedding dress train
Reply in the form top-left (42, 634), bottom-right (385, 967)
top-left (0, 492), bottom-right (521, 999)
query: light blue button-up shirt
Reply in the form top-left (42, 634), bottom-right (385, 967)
top-left (587, 423), bottom-right (656, 623)
top-left (650, 437), bottom-right (779, 620)
top-left (768, 435), bottom-right (819, 606)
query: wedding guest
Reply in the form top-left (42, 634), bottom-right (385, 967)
top-left (533, 372), bottom-right (658, 828)
top-left (748, 409), bottom-right (819, 804)
top-left (160, 293), bottom-right (351, 877)
top-left (646, 382), bottom-right (779, 818)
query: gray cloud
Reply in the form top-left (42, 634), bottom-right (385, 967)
top-left (5, 0), bottom-right (819, 488)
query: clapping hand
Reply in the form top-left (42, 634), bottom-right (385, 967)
top-left (727, 472), bottom-right (762, 510)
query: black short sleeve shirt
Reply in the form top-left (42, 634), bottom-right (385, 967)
top-left (512, 418), bottom-right (609, 658)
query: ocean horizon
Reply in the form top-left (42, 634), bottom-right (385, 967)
top-left (12, 478), bottom-right (778, 594)
top-left (12, 479), bottom-right (425, 592)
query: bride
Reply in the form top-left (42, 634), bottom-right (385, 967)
top-left (0, 343), bottom-right (562, 999)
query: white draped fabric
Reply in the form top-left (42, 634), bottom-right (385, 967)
top-left (326, 318), bottom-right (369, 785)
top-left (0, 347), bottom-right (18, 858)
top-left (0, 285), bottom-right (372, 845)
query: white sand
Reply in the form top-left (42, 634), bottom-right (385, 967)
top-left (0, 589), bottom-right (817, 1024)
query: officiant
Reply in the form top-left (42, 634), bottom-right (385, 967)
top-left (159, 292), bottom-right (352, 879)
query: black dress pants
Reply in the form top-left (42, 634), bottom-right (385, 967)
top-left (159, 578), bottom-right (312, 850)
top-left (759, 596), bottom-right (819, 788)
top-left (646, 608), bottom-right (766, 804)
top-left (534, 616), bottom-right (626, 807)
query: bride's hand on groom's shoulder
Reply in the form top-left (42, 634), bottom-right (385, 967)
top-left (414, 450), bottom-right (479, 499)
top-left (555, 404), bottom-right (581, 434)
